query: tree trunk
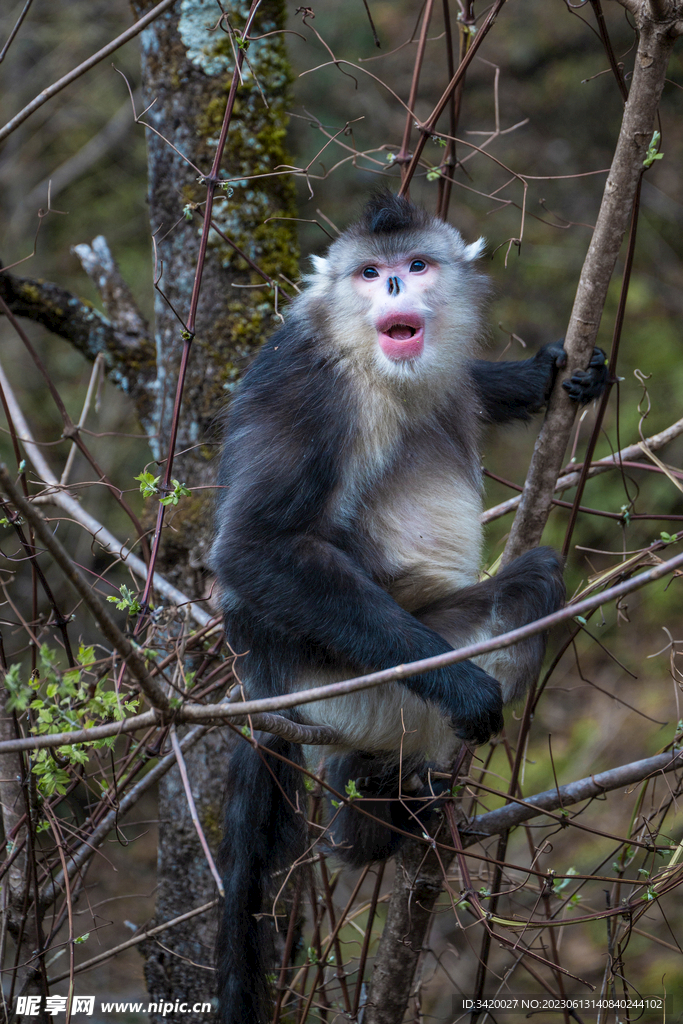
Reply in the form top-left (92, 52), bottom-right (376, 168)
top-left (127, 2), bottom-right (298, 1016)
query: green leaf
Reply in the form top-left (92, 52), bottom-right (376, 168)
top-left (135, 471), bottom-right (160, 498)
top-left (106, 585), bottom-right (142, 615)
top-left (643, 131), bottom-right (664, 169)
top-left (159, 479), bottom-right (192, 506)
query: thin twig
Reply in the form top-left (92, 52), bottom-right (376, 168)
top-left (0, 0), bottom-right (177, 143)
top-left (48, 900), bottom-right (218, 984)
top-left (0, 355), bottom-right (212, 627)
top-left (169, 727), bottom-right (224, 896)
top-left (482, 415), bottom-right (683, 524)
top-left (4, 542), bottom-right (676, 752)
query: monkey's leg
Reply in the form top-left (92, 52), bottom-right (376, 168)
top-left (417, 546), bottom-right (565, 704)
top-left (298, 548), bottom-right (563, 757)
top-left (319, 550), bottom-right (563, 866)
top-left (326, 751), bottom-right (448, 866)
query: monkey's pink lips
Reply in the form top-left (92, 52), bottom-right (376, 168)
top-left (376, 313), bottom-right (425, 361)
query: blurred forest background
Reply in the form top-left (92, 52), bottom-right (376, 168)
top-left (0, 0), bottom-right (682, 1021)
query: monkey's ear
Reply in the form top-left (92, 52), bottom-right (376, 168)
top-left (310, 254), bottom-right (329, 274)
top-left (464, 237), bottom-right (486, 261)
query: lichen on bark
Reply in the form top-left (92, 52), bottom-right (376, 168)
top-left (134, 0), bottom-right (298, 495)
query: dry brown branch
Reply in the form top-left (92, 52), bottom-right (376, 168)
top-left (155, 547), bottom-right (683, 721)
top-left (362, 829), bottom-right (453, 1024)
top-left (1, 2), bottom-right (682, 1014)
top-left (362, 749), bottom-right (683, 1022)
top-left (38, 725), bottom-right (209, 909)
top-left (502, 6), bottom-right (679, 564)
top-left (170, 727), bottom-right (224, 896)
top-left (0, 708), bottom-right (339, 754)
top-left (3, 545), bottom-right (675, 756)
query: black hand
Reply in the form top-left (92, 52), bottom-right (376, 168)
top-left (562, 346), bottom-right (609, 404)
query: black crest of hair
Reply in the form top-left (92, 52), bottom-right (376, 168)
top-left (360, 187), bottom-right (430, 234)
top-left (211, 191), bottom-right (610, 1024)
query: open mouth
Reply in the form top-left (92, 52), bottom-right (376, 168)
top-left (376, 313), bottom-right (425, 361)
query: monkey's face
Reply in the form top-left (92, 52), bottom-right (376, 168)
top-left (300, 216), bottom-right (488, 388)
top-left (351, 256), bottom-right (437, 363)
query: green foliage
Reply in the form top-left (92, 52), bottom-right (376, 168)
top-left (4, 663), bottom-right (28, 712)
top-left (135, 471), bottom-right (191, 506)
top-left (160, 479), bottom-right (192, 506)
top-left (135, 470), bottom-right (160, 498)
top-left (106, 585), bottom-right (142, 615)
top-left (7, 645), bottom-right (138, 797)
top-left (332, 777), bottom-right (362, 809)
top-left (643, 130), bottom-right (664, 169)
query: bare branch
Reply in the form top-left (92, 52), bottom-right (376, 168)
top-left (48, 900), bottom-right (219, 984)
top-left (0, 269), bottom-right (156, 404)
top-left (0, 707), bottom-right (339, 755)
top-left (0, 355), bottom-right (211, 627)
top-left (483, 415), bottom-right (683, 523)
top-left (72, 236), bottom-right (150, 340)
top-left (465, 748), bottom-right (683, 841)
top-left (0, 0), bottom-right (177, 144)
top-left (39, 724), bottom-right (209, 909)
top-left (502, 10), bottom-right (678, 562)
top-left (0, 0), bottom-right (33, 65)
top-left (0, 541), bottom-right (669, 749)
top-left (170, 727), bottom-right (224, 896)
top-left (169, 547), bottom-right (683, 721)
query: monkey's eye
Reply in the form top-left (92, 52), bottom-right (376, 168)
top-left (409, 259), bottom-right (427, 273)
top-left (362, 266), bottom-right (380, 280)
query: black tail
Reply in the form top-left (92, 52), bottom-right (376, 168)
top-left (216, 733), bottom-right (306, 1024)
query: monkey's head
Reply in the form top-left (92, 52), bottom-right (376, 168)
top-left (301, 191), bottom-right (488, 383)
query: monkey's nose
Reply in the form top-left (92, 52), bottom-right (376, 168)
top-left (387, 275), bottom-right (404, 296)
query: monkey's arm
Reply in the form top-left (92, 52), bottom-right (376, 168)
top-left (216, 523), bottom-right (503, 744)
top-left (470, 341), bottom-right (608, 424)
